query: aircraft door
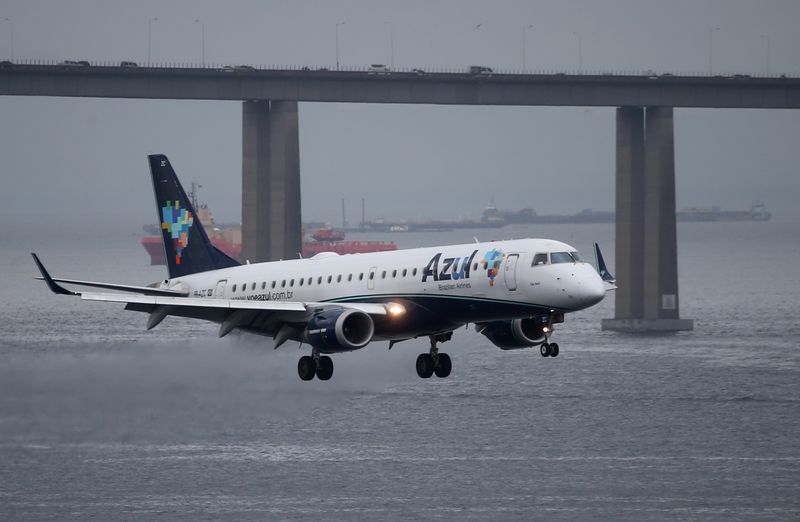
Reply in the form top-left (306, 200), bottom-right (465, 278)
top-left (368, 267), bottom-right (377, 290)
top-left (504, 254), bottom-right (519, 291)
top-left (214, 279), bottom-right (227, 298)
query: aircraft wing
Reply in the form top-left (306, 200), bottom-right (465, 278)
top-left (84, 292), bottom-right (388, 338)
top-left (80, 292), bottom-right (388, 316)
top-left (33, 252), bottom-right (390, 340)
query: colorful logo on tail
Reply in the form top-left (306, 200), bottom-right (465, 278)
top-left (480, 248), bottom-right (505, 286)
top-left (161, 201), bottom-right (193, 265)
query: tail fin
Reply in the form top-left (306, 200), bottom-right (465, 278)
top-left (149, 154), bottom-right (240, 278)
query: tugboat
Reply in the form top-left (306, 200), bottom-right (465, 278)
top-left (301, 225), bottom-right (397, 257)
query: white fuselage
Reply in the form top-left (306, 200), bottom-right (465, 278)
top-left (165, 238), bottom-right (605, 340)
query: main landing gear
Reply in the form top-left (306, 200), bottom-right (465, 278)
top-left (416, 333), bottom-right (452, 379)
top-left (297, 350), bottom-right (334, 381)
top-left (539, 342), bottom-right (559, 357)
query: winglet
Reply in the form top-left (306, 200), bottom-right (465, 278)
top-left (593, 243), bottom-right (616, 284)
top-left (31, 253), bottom-right (79, 296)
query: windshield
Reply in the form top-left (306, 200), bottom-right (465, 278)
top-left (550, 252), bottom-right (574, 264)
top-left (532, 253), bottom-right (549, 266)
top-left (570, 251), bottom-right (584, 262)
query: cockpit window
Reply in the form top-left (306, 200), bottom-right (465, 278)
top-left (570, 251), bottom-right (584, 262)
top-left (550, 252), bottom-right (574, 264)
top-left (532, 253), bottom-right (549, 266)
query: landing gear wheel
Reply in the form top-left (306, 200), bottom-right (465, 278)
top-left (416, 353), bottom-right (434, 378)
top-left (540, 343), bottom-right (550, 357)
top-left (434, 353), bottom-right (452, 378)
top-left (298, 355), bottom-right (316, 381)
top-left (549, 343), bottom-right (559, 357)
top-left (316, 356), bottom-right (333, 381)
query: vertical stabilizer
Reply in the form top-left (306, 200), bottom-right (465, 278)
top-left (149, 154), bottom-right (240, 278)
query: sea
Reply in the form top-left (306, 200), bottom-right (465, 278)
top-left (1, 221), bottom-right (798, 521)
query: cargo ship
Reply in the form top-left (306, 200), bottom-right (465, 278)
top-left (141, 189), bottom-right (396, 264)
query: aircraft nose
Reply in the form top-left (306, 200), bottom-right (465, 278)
top-left (577, 268), bottom-right (606, 308)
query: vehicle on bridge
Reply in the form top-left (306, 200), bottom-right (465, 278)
top-left (368, 64), bottom-right (391, 74)
top-left (59, 60), bottom-right (90, 67)
top-left (33, 155), bottom-right (614, 382)
top-left (470, 65), bottom-right (493, 76)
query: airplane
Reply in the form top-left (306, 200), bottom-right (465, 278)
top-left (32, 154), bottom-right (616, 381)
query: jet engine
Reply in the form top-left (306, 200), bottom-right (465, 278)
top-left (478, 317), bottom-right (548, 350)
top-left (304, 309), bottom-right (375, 353)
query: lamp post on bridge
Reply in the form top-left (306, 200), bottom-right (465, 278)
top-left (384, 20), bottom-right (394, 69)
top-left (760, 34), bottom-right (771, 75)
top-left (147, 17), bottom-right (158, 65)
top-left (522, 24), bottom-right (533, 70)
top-left (195, 18), bottom-right (205, 66)
top-left (572, 31), bottom-right (582, 72)
top-left (3, 18), bottom-right (12, 61)
top-left (335, 21), bottom-right (345, 69)
top-left (708, 26), bottom-right (720, 74)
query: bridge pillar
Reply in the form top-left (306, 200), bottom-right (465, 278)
top-left (241, 100), bottom-right (302, 262)
top-left (602, 106), bottom-right (693, 333)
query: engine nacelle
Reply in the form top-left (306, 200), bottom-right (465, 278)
top-left (479, 317), bottom-right (548, 350)
top-left (305, 309), bottom-right (375, 353)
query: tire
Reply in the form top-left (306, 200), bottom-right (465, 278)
top-left (297, 355), bottom-right (316, 381)
top-left (416, 353), bottom-right (434, 378)
top-left (316, 355), bottom-right (334, 381)
top-left (550, 343), bottom-right (559, 357)
top-left (540, 343), bottom-right (550, 357)
top-left (434, 353), bottom-right (452, 378)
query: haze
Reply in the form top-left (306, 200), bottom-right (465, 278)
top-left (1, 0), bottom-right (798, 236)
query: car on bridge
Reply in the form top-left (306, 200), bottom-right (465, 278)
top-left (120, 61), bottom-right (138, 68)
top-left (60, 60), bottom-right (90, 67)
top-left (469, 65), bottom-right (493, 76)
top-left (368, 64), bottom-right (391, 74)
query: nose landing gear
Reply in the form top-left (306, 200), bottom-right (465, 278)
top-left (416, 333), bottom-right (453, 378)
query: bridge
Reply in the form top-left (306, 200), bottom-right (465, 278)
top-left (3, 62), bottom-right (799, 332)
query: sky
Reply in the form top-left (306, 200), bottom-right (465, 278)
top-left (0, 0), bottom-right (799, 235)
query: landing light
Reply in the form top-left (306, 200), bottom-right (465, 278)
top-left (387, 303), bottom-right (406, 317)
top-left (542, 326), bottom-right (550, 333)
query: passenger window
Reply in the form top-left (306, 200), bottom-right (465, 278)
top-left (261, 282), bottom-right (266, 290)
top-left (551, 252), bottom-right (574, 264)
top-left (281, 280), bottom-right (286, 288)
top-left (532, 253), bottom-right (549, 266)
top-left (251, 283), bottom-right (256, 290)
top-left (382, 271), bottom-right (386, 279)
top-left (232, 284), bottom-right (237, 292)
top-left (402, 269), bottom-right (407, 277)
top-left (412, 268), bottom-right (418, 276)
top-left (473, 262), bottom-right (478, 271)
top-left (290, 279), bottom-right (295, 287)
top-left (358, 273), bottom-right (364, 281)
top-left (317, 276), bottom-right (322, 284)
top-left (327, 275), bottom-right (332, 284)
top-left (348, 274), bottom-right (353, 282)
top-left (307, 277), bottom-right (312, 285)
top-left (299, 278), bottom-right (304, 286)
top-left (337, 275), bottom-right (342, 283)
top-left (369, 272), bottom-right (375, 280)
top-left (392, 270), bottom-right (397, 278)
top-left (271, 281), bottom-right (276, 289)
